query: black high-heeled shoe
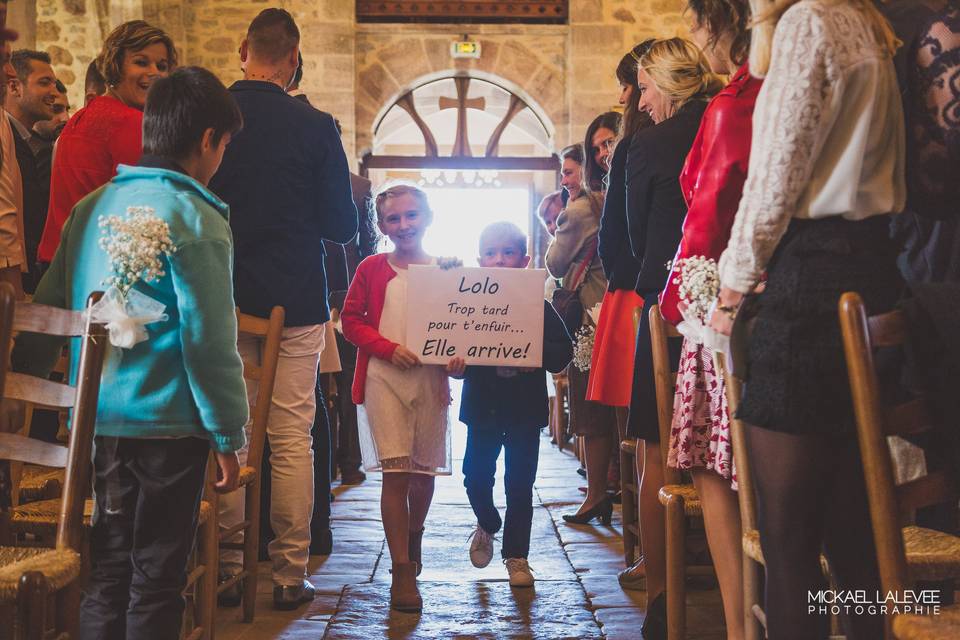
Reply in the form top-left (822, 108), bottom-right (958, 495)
top-left (562, 496), bottom-right (613, 525)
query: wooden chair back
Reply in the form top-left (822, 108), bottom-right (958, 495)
top-left (838, 292), bottom-right (956, 601)
top-left (0, 294), bottom-right (108, 552)
top-left (714, 355), bottom-right (758, 537)
top-left (236, 306), bottom-right (284, 473)
top-left (648, 304), bottom-right (682, 484)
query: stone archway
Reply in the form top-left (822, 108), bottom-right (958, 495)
top-left (355, 28), bottom-right (567, 155)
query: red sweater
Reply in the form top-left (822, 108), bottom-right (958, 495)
top-left (341, 253), bottom-right (400, 404)
top-left (38, 95), bottom-right (143, 262)
top-left (659, 66), bottom-right (762, 325)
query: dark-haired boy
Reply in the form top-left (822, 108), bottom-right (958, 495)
top-left (14, 66), bottom-right (248, 639)
top-left (460, 222), bottom-right (572, 587)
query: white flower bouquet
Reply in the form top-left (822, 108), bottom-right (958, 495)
top-left (673, 256), bottom-right (728, 351)
top-left (573, 302), bottom-right (602, 372)
top-left (90, 206), bottom-right (176, 348)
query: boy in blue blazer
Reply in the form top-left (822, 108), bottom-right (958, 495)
top-left (459, 222), bottom-right (572, 587)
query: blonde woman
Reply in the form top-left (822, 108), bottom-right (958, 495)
top-left (623, 37), bottom-right (722, 638)
top-left (709, 0), bottom-right (904, 638)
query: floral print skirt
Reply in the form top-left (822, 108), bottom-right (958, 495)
top-left (666, 338), bottom-right (737, 489)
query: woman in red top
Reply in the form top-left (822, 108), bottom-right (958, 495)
top-left (37, 20), bottom-right (176, 264)
top-left (656, 1), bottom-right (760, 637)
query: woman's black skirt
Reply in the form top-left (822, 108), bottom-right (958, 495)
top-left (626, 295), bottom-right (683, 441)
top-left (737, 215), bottom-right (903, 435)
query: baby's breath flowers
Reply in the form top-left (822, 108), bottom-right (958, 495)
top-left (98, 206), bottom-right (176, 295)
top-left (673, 256), bottom-right (720, 322)
top-left (573, 302), bottom-right (603, 372)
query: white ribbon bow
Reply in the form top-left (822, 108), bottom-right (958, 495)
top-left (89, 286), bottom-right (168, 348)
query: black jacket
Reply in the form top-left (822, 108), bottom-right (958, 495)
top-left (209, 81), bottom-right (358, 326)
top-left (459, 301), bottom-right (572, 429)
top-left (599, 139), bottom-right (643, 292)
top-left (626, 100), bottom-right (708, 295)
top-left (9, 116), bottom-right (52, 293)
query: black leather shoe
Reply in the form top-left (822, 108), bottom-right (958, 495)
top-left (562, 496), bottom-right (613, 526)
top-left (641, 591), bottom-right (667, 639)
top-left (273, 579), bottom-right (316, 610)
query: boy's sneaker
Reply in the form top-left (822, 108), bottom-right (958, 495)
top-left (468, 523), bottom-right (495, 568)
top-left (504, 558), bottom-right (534, 587)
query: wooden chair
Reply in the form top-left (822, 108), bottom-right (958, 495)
top-left (208, 307), bottom-right (284, 623)
top-left (715, 354), bottom-right (766, 640)
top-left (650, 304), bottom-right (708, 640)
top-left (619, 307), bottom-right (642, 565)
top-left (0, 294), bottom-right (108, 640)
top-left (839, 292), bottom-right (960, 639)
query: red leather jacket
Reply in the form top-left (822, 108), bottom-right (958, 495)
top-left (659, 65), bottom-right (762, 325)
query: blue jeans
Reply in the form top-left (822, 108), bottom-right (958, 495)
top-left (462, 425), bottom-right (540, 559)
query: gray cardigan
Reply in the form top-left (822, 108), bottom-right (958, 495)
top-left (545, 191), bottom-right (607, 322)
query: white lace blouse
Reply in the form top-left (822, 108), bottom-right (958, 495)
top-left (718, 0), bottom-right (906, 293)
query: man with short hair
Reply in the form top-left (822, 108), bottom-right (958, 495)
top-left (5, 49), bottom-right (56, 292)
top-left (34, 78), bottom-right (70, 141)
top-left (210, 8), bottom-right (358, 610)
top-left (0, 42), bottom-right (26, 299)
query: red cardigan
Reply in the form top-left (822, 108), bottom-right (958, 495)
top-left (659, 66), bottom-right (762, 325)
top-left (341, 253), bottom-right (400, 404)
top-left (38, 95), bottom-right (143, 262)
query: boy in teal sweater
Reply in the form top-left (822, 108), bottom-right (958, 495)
top-left (14, 67), bottom-right (247, 640)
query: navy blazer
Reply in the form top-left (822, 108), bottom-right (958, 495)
top-left (626, 99), bottom-right (707, 296)
top-left (210, 81), bottom-right (358, 326)
top-left (599, 140), bottom-right (643, 292)
top-left (460, 301), bottom-right (572, 430)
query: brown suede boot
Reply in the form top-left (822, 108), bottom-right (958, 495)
top-left (408, 528), bottom-right (424, 576)
top-left (390, 562), bottom-right (422, 613)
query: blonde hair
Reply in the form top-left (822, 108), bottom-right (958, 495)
top-left (372, 182), bottom-right (432, 221)
top-left (749, 0), bottom-right (900, 77)
top-left (639, 38), bottom-right (724, 109)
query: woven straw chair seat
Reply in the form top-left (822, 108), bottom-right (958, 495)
top-left (238, 465), bottom-right (257, 487)
top-left (902, 526), bottom-right (960, 581)
top-left (18, 466), bottom-right (64, 503)
top-left (658, 484), bottom-right (703, 516)
top-left (11, 498), bottom-right (93, 537)
top-left (893, 604), bottom-right (960, 639)
top-left (741, 526), bottom-right (959, 581)
top-left (0, 546), bottom-right (80, 602)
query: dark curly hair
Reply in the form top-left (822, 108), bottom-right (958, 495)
top-left (685, 0), bottom-right (751, 67)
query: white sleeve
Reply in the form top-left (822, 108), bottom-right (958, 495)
top-left (717, 4), bottom-right (836, 292)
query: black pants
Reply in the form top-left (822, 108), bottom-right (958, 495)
top-left (462, 424), bottom-right (540, 559)
top-left (79, 436), bottom-right (209, 640)
top-left (333, 331), bottom-right (363, 476)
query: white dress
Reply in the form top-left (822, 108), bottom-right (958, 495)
top-left (358, 259), bottom-right (452, 475)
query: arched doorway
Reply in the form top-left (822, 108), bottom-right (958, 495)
top-left (362, 74), bottom-right (559, 265)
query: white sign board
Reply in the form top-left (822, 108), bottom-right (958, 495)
top-left (406, 266), bottom-right (546, 367)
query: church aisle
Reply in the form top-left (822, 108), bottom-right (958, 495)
top-left (215, 430), bottom-right (724, 639)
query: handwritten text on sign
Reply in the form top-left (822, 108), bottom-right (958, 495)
top-left (406, 266), bottom-right (546, 366)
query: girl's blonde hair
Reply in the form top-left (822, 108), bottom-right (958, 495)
top-left (749, 0), bottom-right (900, 77)
top-left (639, 38), bottom-right (725, 109)
top-left (372, 182), bottom-right (432, 221)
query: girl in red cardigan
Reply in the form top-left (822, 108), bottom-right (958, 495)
top-left (341, 183), bottom-right (463, 614)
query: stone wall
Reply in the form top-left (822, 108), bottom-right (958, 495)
top-left (16, 0), bottom-right (688, 162)
top-left (568, 0), bottom-right (686, 147)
